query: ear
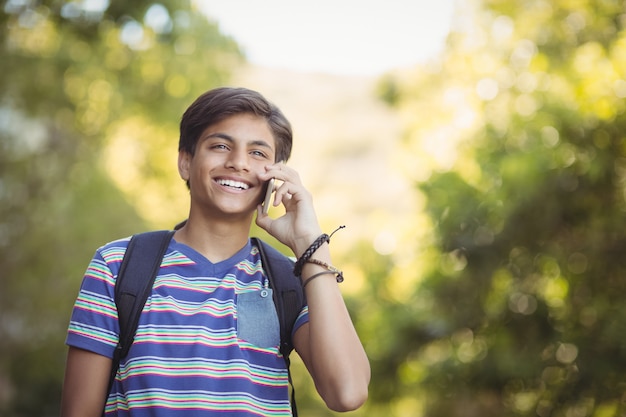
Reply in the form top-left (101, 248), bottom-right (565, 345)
top-left (178, 151), bottom-right (191, 181)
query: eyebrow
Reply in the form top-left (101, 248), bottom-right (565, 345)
top-left (204, 133), bottom-right (274, 150)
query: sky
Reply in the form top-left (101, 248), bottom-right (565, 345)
top-left (196, 0), bottom-right (456, 76)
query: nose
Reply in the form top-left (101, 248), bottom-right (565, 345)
top-left (225, 148), bottom-right (249, 171)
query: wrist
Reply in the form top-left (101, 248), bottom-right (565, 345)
top-left (292, 225), bottom-right (345, 277)
top-left (292, 233), bottom-right (323, 257)
top-left (293, 233), bottom-right (329, 277)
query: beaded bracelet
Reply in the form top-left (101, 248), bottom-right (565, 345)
top-left (293, 225), bottom-right (345, 277)
top-left (302, 271), bottom-right (336, 288)
top-left (306, 258), bottom-right (344, 283)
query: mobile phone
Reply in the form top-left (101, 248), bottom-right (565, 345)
top-left (262, 178), bottom-right (275, 214)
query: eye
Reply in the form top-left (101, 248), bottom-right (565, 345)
top-left (210, 143), bottom-right (229, 151)
top-left (250, 149), bottom-right (269, 158)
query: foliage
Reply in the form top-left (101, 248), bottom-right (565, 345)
top-left (4, 0), bottom-right (626, 416)
top-left (0, 1), bottom-right (241, 415)
top-left (375, 0), bottom-right (626, 415)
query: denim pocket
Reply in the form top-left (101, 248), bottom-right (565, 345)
top-left (237, 288), bottom-right (280, 348)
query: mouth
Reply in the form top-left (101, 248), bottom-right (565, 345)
top-left (216, 178), bottom-right (251, 191)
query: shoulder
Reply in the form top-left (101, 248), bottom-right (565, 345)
top-left (99, 236), bottom-right (132, 251)
top-left (96, 230), bottom-right (175, 263)
top-left (94, 236), bottom-right (132, 264)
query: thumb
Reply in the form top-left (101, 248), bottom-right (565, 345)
top-left (255, 205), bottom-right (271, 231)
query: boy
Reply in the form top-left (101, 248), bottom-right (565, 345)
top-left (61, 87), bottom-right (370, 416)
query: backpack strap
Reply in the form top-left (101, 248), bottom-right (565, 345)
top-left (106, 230), bottom-right (174, 397)
top-left (253, 237), bottom-right (305, 417)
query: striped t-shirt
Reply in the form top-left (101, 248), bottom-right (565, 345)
top-left (66, 237), bottom-right (309, 416)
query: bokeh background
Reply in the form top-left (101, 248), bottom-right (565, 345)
top-left (2, 0), bottom-right (626, 416)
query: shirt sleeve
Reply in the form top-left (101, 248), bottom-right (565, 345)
top-left (65, 241), bottom-right (126, 358)
top-left (291, 304), bottom-right (309, 337)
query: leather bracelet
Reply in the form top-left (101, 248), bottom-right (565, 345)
top-left (293, 225), bottom-right (345, 277)
top-left (293, 233), bottom-right (329, 276)
top-left (302, 271), bottom-right (336, 288)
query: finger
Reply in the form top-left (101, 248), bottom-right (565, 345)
top-left (255, 205), bottom-right (271, 228)
top-left (273, 182), bottom-right (297, 207)
top-left (263, 162), bottom-right (300, 183)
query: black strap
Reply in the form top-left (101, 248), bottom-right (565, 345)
top-left (106, 230), bottom-right (174, 401)
top-left (253, 238), bottom-right (304, 417)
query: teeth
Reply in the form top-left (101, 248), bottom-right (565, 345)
top-left (217, 179), bottom-right (249, 190)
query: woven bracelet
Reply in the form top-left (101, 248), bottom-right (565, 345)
top-left (293, 225), bottom-right (345, 277)
top-left (293, 225), bottom-right (346, 277)
top-left (293, 233), bottom-right (328, 277)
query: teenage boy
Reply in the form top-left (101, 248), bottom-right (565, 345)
top-left (61, 87), bottom-right (370, 416)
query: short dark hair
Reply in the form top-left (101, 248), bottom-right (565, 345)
top-left (179, 87), bottom-right (292, 162)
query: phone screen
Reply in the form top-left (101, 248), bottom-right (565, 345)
top-left (262, 178), bottom-right (275, 214)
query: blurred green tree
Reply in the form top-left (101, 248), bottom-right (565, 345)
top-left (374, 0), bottom-right (626, 416)
top-left (0, 1), bottom-right (242, 415)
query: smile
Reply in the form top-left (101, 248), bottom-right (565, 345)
top-left (217, 179), bottom-right (250, 190)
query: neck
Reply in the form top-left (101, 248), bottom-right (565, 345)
top-left (174, 212), bottom-right (253, 263)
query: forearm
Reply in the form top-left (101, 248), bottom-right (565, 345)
top-left (297, 243), bottom-right (371, 411)
top-left (255, 163), bottom-right (370, 408)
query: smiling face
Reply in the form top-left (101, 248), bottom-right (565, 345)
top-left (178, 113), bottom-right (276, 220)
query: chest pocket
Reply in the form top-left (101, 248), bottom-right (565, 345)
top-left (237, 288), bottom-right (280, 348)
